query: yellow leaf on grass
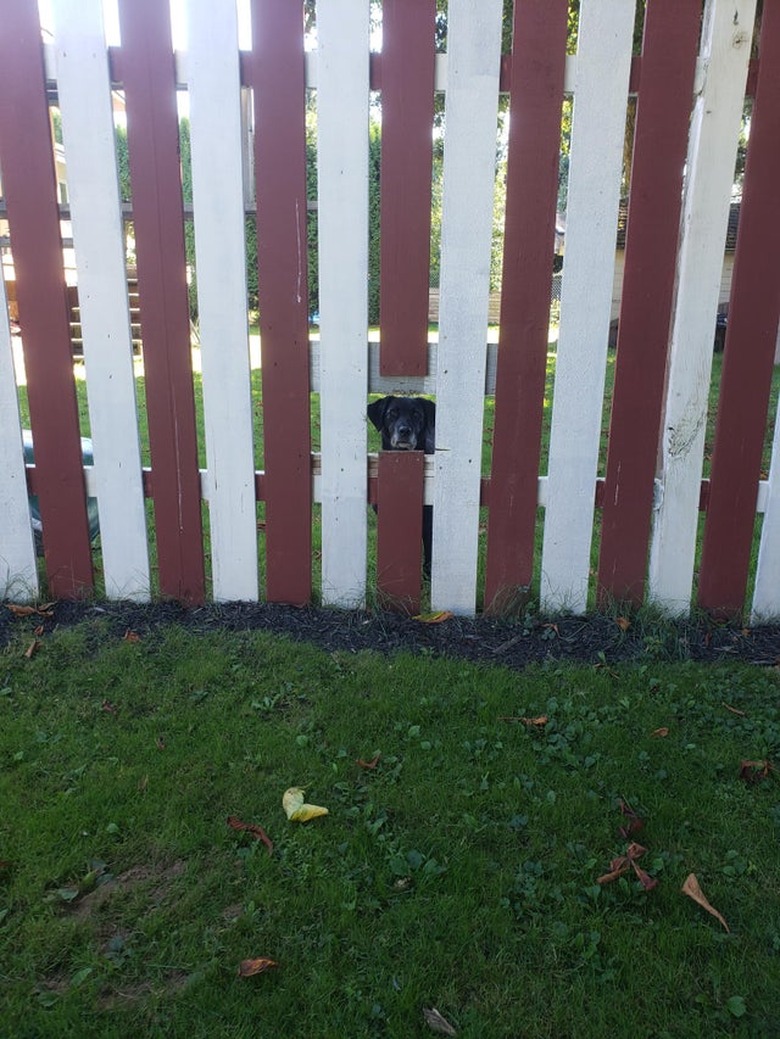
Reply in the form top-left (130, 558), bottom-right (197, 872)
top-left (282, 787), bottom-right (329, 823)
top-left (682, 873), bottom-right (730, 932)
top-left (413, 611), bottom-right (454, 624)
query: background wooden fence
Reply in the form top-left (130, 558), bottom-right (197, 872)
top-left (1, 0), bottom-right (779, 620)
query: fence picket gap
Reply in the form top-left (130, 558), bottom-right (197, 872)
top-left (317, 0), bottom-right (370, 609)
top-left (0, 270), bottom-right (38, 601)
top-left (185, 0), bottom-right (258, 603)
top-left (647, 0), bottom-right (757, 615)
top-left (540, 0), bottom-right (634, 614)
top-left (52, 0), bottom-right (150, 602)
top-left (431, 0), bottom-right (504, 616)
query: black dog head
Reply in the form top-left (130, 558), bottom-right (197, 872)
top-left (367, 396), bottom-right (435, 454)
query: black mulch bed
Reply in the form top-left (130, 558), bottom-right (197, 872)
top-left (2, 599), bottom-right (780, 669)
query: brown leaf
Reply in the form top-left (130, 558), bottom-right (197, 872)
top-left (7, 604), bottom-right (37, 617)
top-left (597, 843), bottom-right (655, 889)
top-left (423, 1006), bottom-right (458, 1036)
top-left (23, 640), bottom-right (41, 659)
top-left (616, 616), bottom-right (631, 632)
top-left (356, 754), bottom-right (381, 770)
top-left (631, 861), bottom-right (659, 891)
top-left (681, 873), bottom-right (729, 932)
top-left (722, 703), bottom-right (746, 717)
top-left (739, 759), bottom-right (774, 783)
top-left (238, 957), bottom-right (278, 977)
top-left (227, 815), bottom-right (274, 856)
top-left (498, 715), bottom-right (548, 727)
top-left (123, 629), bottom-right (141, 643)
top-left (651, 726), bottom-right (669, 738)
top-left (618, 799), bottom-right (645, 838)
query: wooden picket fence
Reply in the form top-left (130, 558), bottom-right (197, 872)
top-left (1, 0), bottom-right (780, 620)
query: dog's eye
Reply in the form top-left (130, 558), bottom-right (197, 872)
top-left (388, 409), bottom-right (398, 421)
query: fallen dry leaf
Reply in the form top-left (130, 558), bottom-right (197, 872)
top-left (739, 759), bottom-right (774, 783)
top-left (7, 605), bottom-right (37, 617)
top-left (682, 873), bottom-right (729, 932)
top-left (498, 715), bottom-right (548, 727)
top-left (618, 799), bottom-right (645, 838)
top-left (597, 842), bottom-right (657, 890)
top-left (23, 640), bottom-right (41, 659)
top-left (413, 611), bottom-right (454, 624)
top-left (282, 787), bottom-right (329, 823)
top-left (651, 727), bottom-right (670, 738)
top-left (123, 629), bottom-right (141, 643)
top-left (238, 957), bottom-right (278, 977)
top-left (356, 754), bottom-right (381, 770)
top-left (227, 815), bottom-right (274, 856)
top-left (423, 1006), bottom-right (458, 1036)
top-left (723, 703), bottom-right (746, 717)
top-left (616, 616), bottom-right (631, 632)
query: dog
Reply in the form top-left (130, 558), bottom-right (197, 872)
top-left (367, 395), bottom-right (435, 577)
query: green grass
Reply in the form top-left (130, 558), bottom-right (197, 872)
top-left (2, 621), bottom-right (780, 1037)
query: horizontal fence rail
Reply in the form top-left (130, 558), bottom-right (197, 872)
top-left (1, 0), bottom-right (779, 621)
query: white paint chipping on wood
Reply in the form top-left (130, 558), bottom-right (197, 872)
top-left (431, 0), bottom-right (503, 616)
top-left (647, 0), bottom-right (757, 615)
top-left (185, 0), bottom-right (258, 602)
top-left (316, 0), bottom-right (370, 608)
top-left (753, 410), bottom-right (780, 619)
top-left (0, 268), bottom-right (38, 601)
top-left (540, 0), bottom-right (634, 614)
top-left (51, 0), bottom-right (150, 601)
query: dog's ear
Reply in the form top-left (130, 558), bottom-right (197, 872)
top-left (367, 396), bottom-right (392, 431)
top-left (420, 398), bottom-right (436, 430)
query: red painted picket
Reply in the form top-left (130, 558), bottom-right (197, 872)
top-left (378, 0), bottom-right (436, 376)
top-left (596, 0), bottom-right (701, 607)
top-left (376, 452), bottom-right (425, 614)
top-left (698, 1), bottom-right (780, 616)
top-left (118, 0), bottom-right (205, 603)
top-left (245, 0), bottom-right (312, 605)
top-left (484, 0), bottom-right (568, 612)
top-left (0, 0), bottom-right (94, 598)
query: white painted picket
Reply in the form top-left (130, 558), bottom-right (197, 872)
top-left (0, 268), bottom-right (38, 601)
top-left (316, 0), bottom-right (370, 608)
top-left (431, 0), bottom-right (503, 616)
top-left (752, 409), bottom-right (780, 619)
top-left (540, 0), bottom-right (634, 614)
top-left (185, 0), bottom-right (258, 602)
top-left (647, 0), bottom-right (757, 615)
top-left (51, 0), bottom-right (150, 601)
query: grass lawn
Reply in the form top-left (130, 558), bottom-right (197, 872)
top-left (1, 619), bottom-right (780, 1037)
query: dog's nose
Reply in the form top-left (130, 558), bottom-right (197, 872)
top-left (398, 425), bottom-right (411, 438)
